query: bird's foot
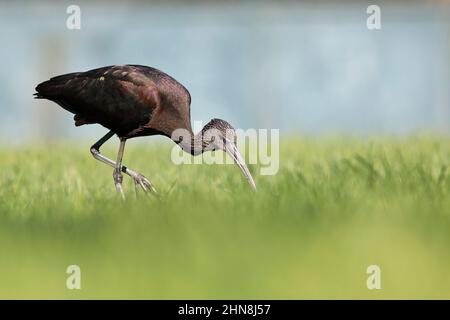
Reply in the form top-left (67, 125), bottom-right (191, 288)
top-left (132, 172), bottom-right (158, 197)
top-left (113, 169), bottom-right (125, 200)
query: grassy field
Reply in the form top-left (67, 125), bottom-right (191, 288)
top-left (0, 136), bottom-right (449, 299)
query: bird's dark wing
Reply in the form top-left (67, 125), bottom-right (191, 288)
top-left (35, 65), bottom-right (161, 136)
top-left (35, 65), bottom-right (193, 138)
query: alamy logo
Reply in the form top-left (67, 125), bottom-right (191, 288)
top-left (170, 121), bottom-right (280, 176)
top-left (66, 5), bottom-right (81, 30)
top-left (66, 265), bottom-right (81, 290)
top-left (366, 265), bottom-right (381, 290)
top-left (366, 5), bottom-right (381, 30)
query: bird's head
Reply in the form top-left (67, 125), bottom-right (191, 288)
top-left (201, 118), bottom-right (236, 151)
top-left (200, 118), bottom-right (256, 191)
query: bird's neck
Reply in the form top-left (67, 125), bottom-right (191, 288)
top-left (178, 128), bottom-right (209, 156)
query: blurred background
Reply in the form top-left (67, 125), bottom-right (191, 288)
top-left (0, 0), bottom-right (449, 144)
top-left (1, 1), bottom-right (450, 300)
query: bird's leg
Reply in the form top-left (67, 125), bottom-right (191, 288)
top-left (114, 139), bottom-right (126, 200)
top-left (90, 131), bottom-right (158, 196)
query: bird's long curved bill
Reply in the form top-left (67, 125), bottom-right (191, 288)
top-left (224, 142), bottom-right (257, 191)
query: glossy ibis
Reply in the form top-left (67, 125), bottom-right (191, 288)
top-left (34, 65), bottom-right (256, 199)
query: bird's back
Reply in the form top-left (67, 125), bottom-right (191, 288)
top-left (35, 65), bottom-right (192, 138)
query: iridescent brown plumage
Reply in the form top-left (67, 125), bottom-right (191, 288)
top-left (35, 65), bottom-right (256, 198)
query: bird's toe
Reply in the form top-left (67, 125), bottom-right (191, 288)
top-left (133, 173), bottom-right (158, 197)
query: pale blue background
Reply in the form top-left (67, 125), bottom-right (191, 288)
top-left (0, 1), bottom-right (449, 143)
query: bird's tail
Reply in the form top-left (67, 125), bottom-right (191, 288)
top-left (34, 80), bottom-right (55, 100)
top-left (34, 72), bottom-right (81, 100)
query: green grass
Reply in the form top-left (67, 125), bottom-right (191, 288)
top-left (0, 136), bottom-right (450, 299)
